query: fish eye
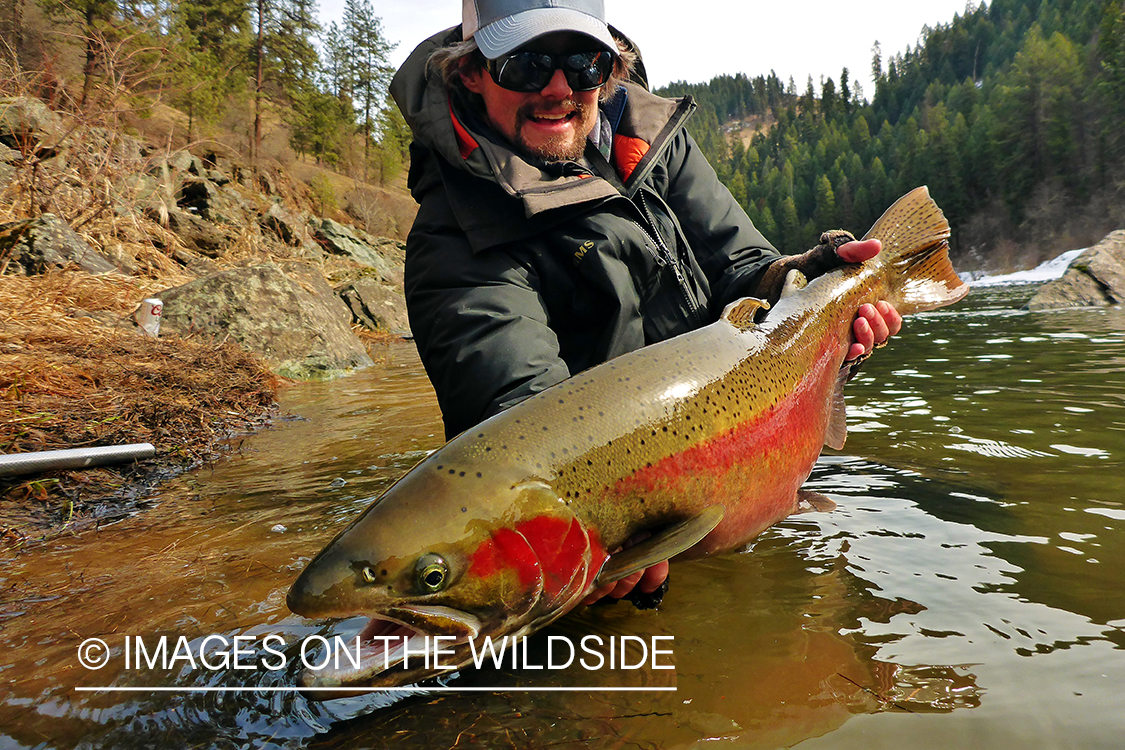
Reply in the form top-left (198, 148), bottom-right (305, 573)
top-left (361, 566), bottom-right (378, 584)
top-left (415, 553), bottom-right (448, 594)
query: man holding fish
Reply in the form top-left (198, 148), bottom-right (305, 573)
top-left (389, 0), bottom-right (901, 607)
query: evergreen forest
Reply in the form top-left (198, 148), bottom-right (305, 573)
top-left (658, 0), bottom-right (1125, 267)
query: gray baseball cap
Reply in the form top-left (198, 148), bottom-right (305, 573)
top-left (463, 0), bottom-right (617, 59)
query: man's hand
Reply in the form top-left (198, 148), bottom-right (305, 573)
top-left (582, 560), bottom-right (669, 606)
top-left (582, 532), bottom-right (670, 607)
top-left (836, 238), bottom-right (902, 361)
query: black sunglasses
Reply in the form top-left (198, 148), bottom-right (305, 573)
top-left (485, 49), bottom-right (614, 93)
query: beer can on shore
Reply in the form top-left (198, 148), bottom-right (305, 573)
top-left (135, 298), bottom-right (163, 338)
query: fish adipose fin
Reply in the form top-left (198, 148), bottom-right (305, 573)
top-left (720, 297), bottom-right (769, 332)
top-left (594, 505), bottom-right (725, 587)
top-left (864, 185), bottom-right (969, 315)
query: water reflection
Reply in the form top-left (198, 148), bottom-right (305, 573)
top-left (2, 286), bottom-right (1124, 749)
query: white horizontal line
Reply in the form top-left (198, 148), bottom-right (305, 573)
top-left (75, 686), bottom-right (676, 693)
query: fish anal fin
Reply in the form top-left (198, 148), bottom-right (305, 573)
top-left (594, 505), bottom-right (725, 587)
top-left (721, 297), bottom-right (769, 331)
top-left (793, 488), bottom-right (837, 514)
top-left (824, 365), bottom-right (849, 450)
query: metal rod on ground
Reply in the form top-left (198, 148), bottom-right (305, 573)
top-left (0, 443), bottom-right (157, 478)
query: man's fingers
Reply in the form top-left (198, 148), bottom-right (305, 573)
top-left (638, 561), bottom-right (670, 593)
top-left (863, 303), bottom-right (890, 343)
top-left (610, 571), bottom-right (645, 599)
top-left (836, 238), bottom-right (882, 264)
top-left (876, 300), bottom-right (903, 337)
top-left (850, 312), bottom-right (875, 358)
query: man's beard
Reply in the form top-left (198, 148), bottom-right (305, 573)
top-left (511, 99), bottom-right (595, 162)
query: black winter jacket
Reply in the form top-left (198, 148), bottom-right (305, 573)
top-left (390, 28), bottom-right (780, 440)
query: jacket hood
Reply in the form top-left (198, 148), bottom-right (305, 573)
top-left (389, 25), bottom-right (693, 250)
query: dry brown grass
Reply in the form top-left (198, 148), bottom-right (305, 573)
top-left (0, 269), bottom-right (280, 543)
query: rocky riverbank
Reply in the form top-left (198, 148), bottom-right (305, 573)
top-left (1026, 230), bottom-right (1125, 310)
top-left (1, 96), bottom-right (415, 545)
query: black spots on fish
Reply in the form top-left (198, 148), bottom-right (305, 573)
top-left (461, 507), bottom-right (467, 513)
top-left (543, 426), bottom-right (549, 431)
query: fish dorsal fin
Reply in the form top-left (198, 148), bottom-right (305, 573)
top-left (824, 366), bottom-right (849, 450)
top-left (594, 505), bottom-right (725, 587)
top-left (779, 269), bottom-right (808, 300)
top-left (721, 297), bottom-right (769, 331)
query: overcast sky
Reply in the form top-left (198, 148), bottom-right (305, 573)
top-left (318, 0), bottom-right (978, 94)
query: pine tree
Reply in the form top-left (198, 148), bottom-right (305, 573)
top-left (343, 0), bottom-right (395, 182)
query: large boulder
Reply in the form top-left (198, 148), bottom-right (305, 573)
top-left (312, 218), bottom-right (399, 283)
top-left (158, 263), bottom-right (373, 379)
top-left (337, 278), bottom-right (410, 334)
top-left (0, 214), bottom-right (118, 275)
top-left (1027, 230), bottom-right (1125, 310)
top-left (262, 202), bottom-right (323, 260)
top-left (0, 97), bottom-right (64, 157)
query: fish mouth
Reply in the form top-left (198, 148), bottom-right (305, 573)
top-left (298, 605), bottom-right (482, 695)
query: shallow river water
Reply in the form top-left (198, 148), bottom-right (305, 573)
top-left (2, 283), bottom-right (1124, 749)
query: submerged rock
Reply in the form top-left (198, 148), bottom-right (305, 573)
top-left (158, 263), bottom-right (373, 379)
top-left (1027, 230), bottom-right (1125, 310)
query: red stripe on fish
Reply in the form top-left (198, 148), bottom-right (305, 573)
top-left (607, 346), bottom-right (840, 545)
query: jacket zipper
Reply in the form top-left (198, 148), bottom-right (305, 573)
top-left (635, 189), bottom-right (706, 327)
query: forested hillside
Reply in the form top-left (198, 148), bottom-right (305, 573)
top-left (1, 0), bottom-right (409, 186)
top-left (659, 0), bottom-right (1125, 269)
top-left (3, 0), bottom-right (1123, 271)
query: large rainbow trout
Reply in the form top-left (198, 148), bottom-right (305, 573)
top-left (287, 187), bottom-right (969, 695)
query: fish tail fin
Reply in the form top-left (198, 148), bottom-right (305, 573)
top-left (863, 186), bottom-right (969, 315)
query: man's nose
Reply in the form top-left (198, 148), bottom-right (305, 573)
top-left (539, 68), bottom-right (573, 99)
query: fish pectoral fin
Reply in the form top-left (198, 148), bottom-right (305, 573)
top-left (720, 297), bottom-right (769, 331)
top-left (792, 489), bottom-right (837, 514)
top-left (824, 365), bottom-right (849, 450)
top-left (594, 505), bottom-right (725, 587)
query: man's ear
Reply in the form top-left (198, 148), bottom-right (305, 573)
top-left (460, 63), bottom-right (487, 95)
